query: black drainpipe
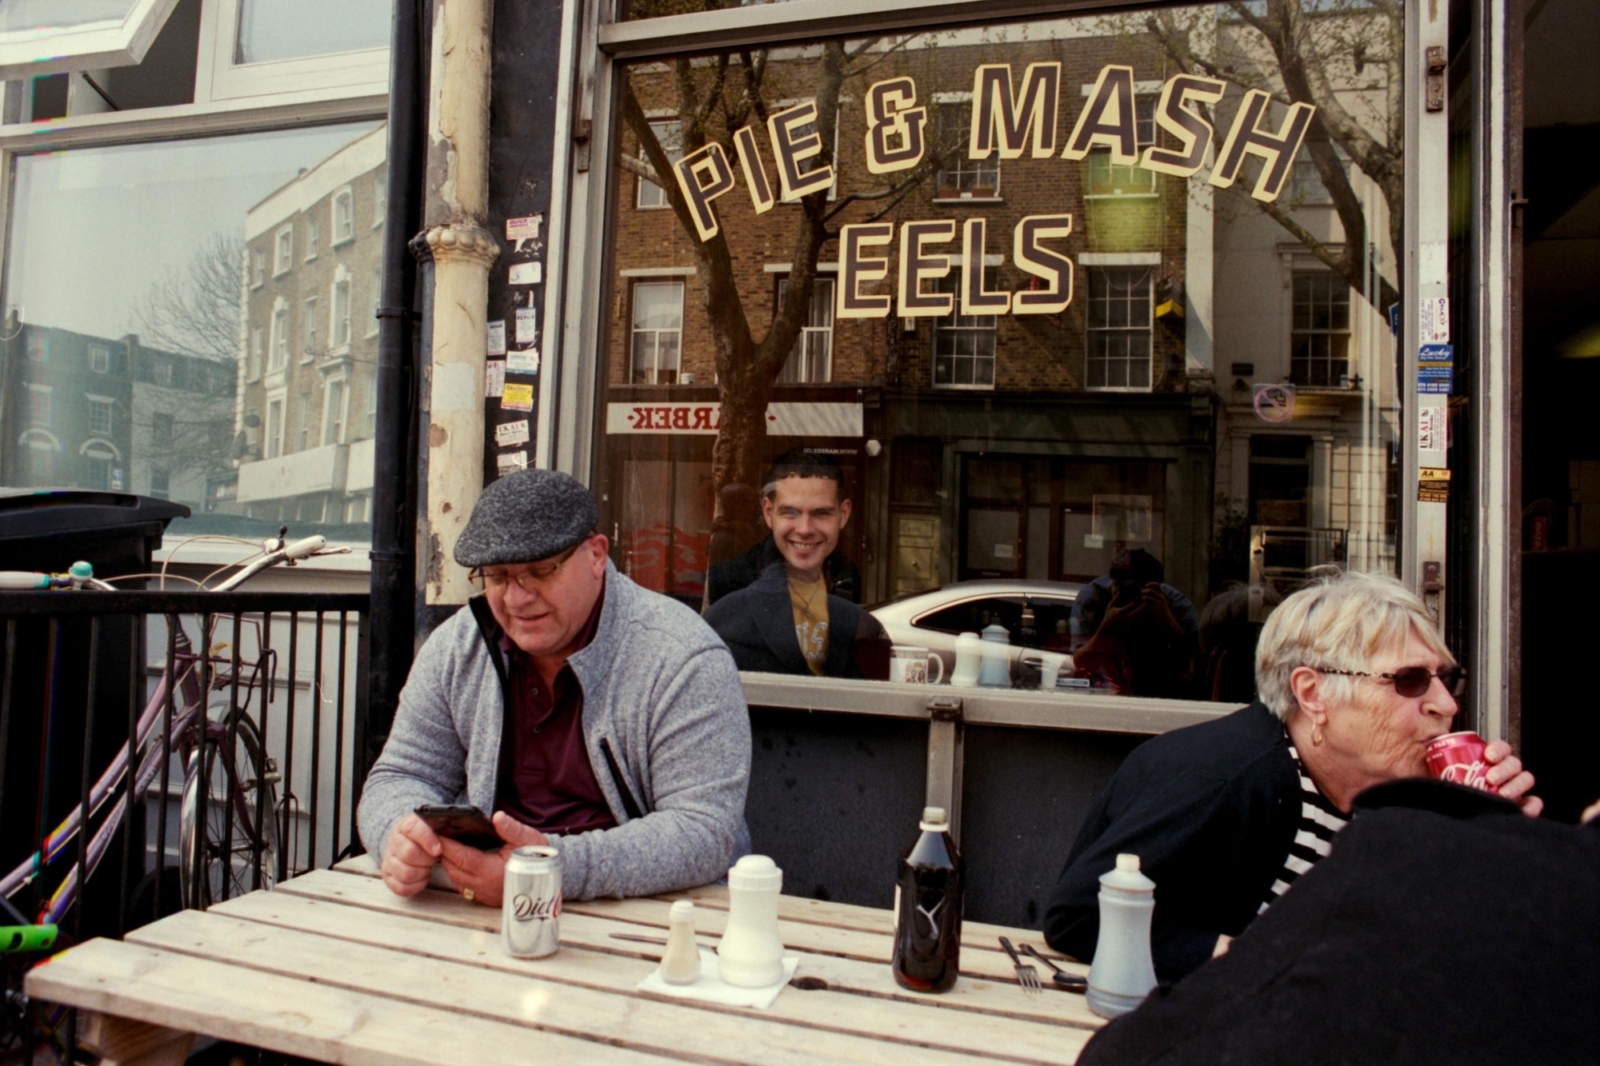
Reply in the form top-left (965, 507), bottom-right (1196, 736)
top-left (363, 0), bottom-right (431, 787)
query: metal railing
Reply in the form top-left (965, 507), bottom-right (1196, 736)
top-left (1, 590), bottom-right (370, 949)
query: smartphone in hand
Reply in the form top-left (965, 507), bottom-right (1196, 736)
top-left (413, 804), bottom-right (503, 850)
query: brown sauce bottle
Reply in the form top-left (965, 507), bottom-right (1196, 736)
top-left (891, 806), bottom-right (963, 992)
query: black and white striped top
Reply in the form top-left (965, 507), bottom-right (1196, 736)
top-left (1260, 737), bottom-right (1348, 914)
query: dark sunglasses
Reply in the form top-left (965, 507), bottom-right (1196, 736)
top-left (1318, 665), bottom-right (1467, 698)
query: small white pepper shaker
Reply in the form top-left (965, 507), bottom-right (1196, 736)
top-left (659, 899), bottom-right (701, 985)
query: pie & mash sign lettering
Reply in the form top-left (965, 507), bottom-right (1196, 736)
top-left (670, 64), bottom-right (1314, 321)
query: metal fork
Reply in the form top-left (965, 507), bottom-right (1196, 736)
top-left (998, 936), bottom-right (1041, 995)
top-left (1021, 942), bottom-right (1088, 993)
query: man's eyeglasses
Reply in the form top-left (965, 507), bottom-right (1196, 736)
top-left (1317, 665), bottom-right (1467, 699)
top-left (469, 540), bottom-right (588, 593)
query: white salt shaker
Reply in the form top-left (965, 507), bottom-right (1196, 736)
top-left (658, 899), bottom-right (701, 985)
top-left (717, 855), bottom-right (785, 987)
top-left (1086, 853), bottom-right (1159, 1018)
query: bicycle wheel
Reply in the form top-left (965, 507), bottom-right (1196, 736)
top-left (179, 712), bottom-right (281, 907)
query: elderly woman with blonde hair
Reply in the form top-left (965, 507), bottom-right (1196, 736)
top-left (1043, 569), bottom-right (1539, 982)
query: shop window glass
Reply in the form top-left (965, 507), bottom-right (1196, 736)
top-left (631, 281), bottom-right (684, 384)
top-left (1291, 273), bottom-right (1351, 387)
top-left (599, 3), bottom-right (1406, 701)
top-left (775, 276), bottom-right (834, 383)
top-left (1086, 268), bottom-right (1153, 390)
top-left (2, 122), bottom-right (382, 536)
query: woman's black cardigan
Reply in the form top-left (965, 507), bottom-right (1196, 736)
top-left (1043, 703), bottom-right (1301, 981)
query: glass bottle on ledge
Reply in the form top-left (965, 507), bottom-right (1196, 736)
top-left (891, 806), bottom-right (963, 993)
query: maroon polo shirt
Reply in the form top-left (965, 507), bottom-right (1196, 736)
top-left (493, 585), bottom-right (618, 836)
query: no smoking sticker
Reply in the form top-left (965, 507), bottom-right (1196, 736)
top-left (1253, 383), bottom-right (1296, 423)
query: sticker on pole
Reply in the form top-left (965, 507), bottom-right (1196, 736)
top-left (1253, 383), bottom-right (1296, 423)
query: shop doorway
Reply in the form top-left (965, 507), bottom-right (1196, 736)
top-left (1518, 0), bottom-right (1600, 821)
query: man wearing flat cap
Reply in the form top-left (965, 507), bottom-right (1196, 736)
top-left (358, 469), bottom-right (751, 905)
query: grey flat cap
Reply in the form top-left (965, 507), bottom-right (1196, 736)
top-left (454, 468), bottom-right (598, 568)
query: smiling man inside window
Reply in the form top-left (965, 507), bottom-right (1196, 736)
top-left (705, 450), bottom-right (889, 679)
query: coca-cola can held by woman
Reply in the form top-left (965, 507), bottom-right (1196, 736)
top-left (1423, 732), bottom-right (1499, 794)
top-left (503, 845), bottom-right (562, 958)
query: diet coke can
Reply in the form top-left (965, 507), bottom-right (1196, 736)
top-left (1424, 731), bottom-right (1498, 794)
top-left (502, 845), bottom-right (562, 958)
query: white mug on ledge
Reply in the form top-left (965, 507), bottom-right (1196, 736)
top-left (889, 644), bottom-right (944, 685)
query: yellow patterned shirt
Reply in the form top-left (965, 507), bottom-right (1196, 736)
top-left (787, 574), bottom-right (829, 676)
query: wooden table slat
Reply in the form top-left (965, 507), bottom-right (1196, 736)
top-left (127, 908), bottom-right (1049, 1066)
top-left (207, 882), bottom-right (1092, 1065)
top-left (278, 867), bottom-right (1103, 1032)
top-left (26, 938), bottom-right (677, 1066)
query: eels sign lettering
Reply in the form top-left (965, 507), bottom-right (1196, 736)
top-left (668, 63), bottom-right (1315, 322)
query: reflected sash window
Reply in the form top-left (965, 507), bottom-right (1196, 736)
top-left (333, 188), bottom-right (354, 244)
top-left (932, 272), bottom-right (997, 388)
top-left (1291, 274), bottom-right (1351, 387)
top-left (775, 276), bottom-right (834, 384)
top-left (27, 386), bottom-right (51, 427)
top-left (637, 120), bottom-right (683, 209)
top-left (89, 344), bottom-right (110, 374)
top-left (323, 378), bottom-right (348, 444)
top-left (631, 280), bottom-right (684, 384)
top-left (935, 100), bottom-right (1000, 199)
top-left (87, 397), bottom-right (115, 436)
top-left (1086, 268), bottom-right (1152, 390)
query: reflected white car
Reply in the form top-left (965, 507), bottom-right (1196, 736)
top-left (868, 579), bottom-right (1085, 685)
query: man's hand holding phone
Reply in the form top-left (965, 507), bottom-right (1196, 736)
top-left (437, 812), bottom-right (548, 907)
top-left (379, 805), bottom-right (548, 905)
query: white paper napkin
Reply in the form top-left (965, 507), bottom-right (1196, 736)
top-left (635, 948), bottom-right (799, 1010)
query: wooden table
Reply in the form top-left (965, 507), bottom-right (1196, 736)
top-left (26, 858), bottom-right (1104, 1065)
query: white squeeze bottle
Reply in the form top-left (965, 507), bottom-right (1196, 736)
top-left (658, 899), bottom-right (702, 985)
top-left (1085, 853), bottom-right (1159, 1019)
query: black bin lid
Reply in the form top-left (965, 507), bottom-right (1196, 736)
top-left (0, 490), bottom-right (192, 543)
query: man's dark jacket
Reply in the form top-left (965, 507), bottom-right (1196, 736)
top-left (704, 536), bottom-right (861, 606)
top-left (1077, 779), bottom-right (1600, 1066)
top-left (703, 561), bottom-right (882, 679)
top-left (1044, 704), bottom-right (1299, 980)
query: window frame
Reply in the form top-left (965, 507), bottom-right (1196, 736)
top-left (932, 94), bottom-right (1001, 202)
top-left (273, 224), bottom-right (294, 276)
top-left (0, 0), bottom-right (181, 81)
top-left (1290, 272), bottom-right (1353, 388)
top-left (86, 394), bottom-right (116, 437)
top-left (196, 0), bottom-right (391, 105)
top-left (629, 279), bottom-right (685, 385)
top-left (931, 269), bottom-right (998, 390)
top-left (331, 269), bottom-right (353, 349)
top-left (775, 274), bottom-right (836, 385)
top-left (1084, 265), bottom-right (1155, 393)
top-left (25, 383), bottom-right (52, 427)
top-left (305, 216), bottom-right (321, 260)
top-left (322, 375), bottom-right (350, 445)
top-left (88, 344), bottom-right (111, 374)
top-left (636, 117), bottom-right (683, 210)
top-left (302, 295), bottom-right (319, 359)
top-left (331, 187), bottom-right (355, 246)
top-left (269, 298), bottom-right (291, 372)
top-left (265, 391), bottom-right (286, 459)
